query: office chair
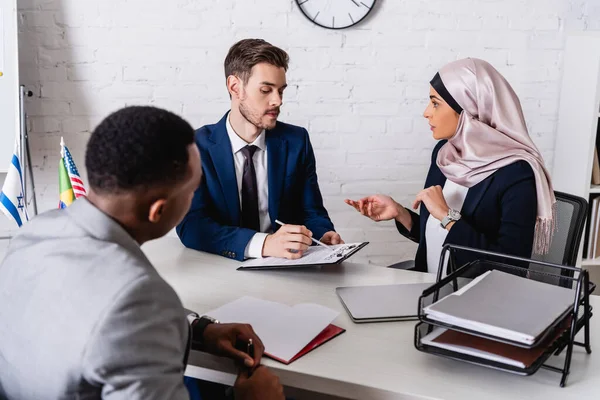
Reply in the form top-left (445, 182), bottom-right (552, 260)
top-left (388, 191), bottom-right (589, 276)
top-left (529, 191), bottom-right (588, 286)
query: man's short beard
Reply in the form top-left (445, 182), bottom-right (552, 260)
top-left (239, 100), bottom-right (276, 130)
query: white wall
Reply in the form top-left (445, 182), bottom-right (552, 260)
top-left (1, 0), bottom-right (599, 264)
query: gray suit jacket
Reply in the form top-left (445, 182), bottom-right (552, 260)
top-left (0, 198), bottom-right (190, 400)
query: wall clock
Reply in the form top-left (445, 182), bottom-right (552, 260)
top-left (295, 0), bottom-right (377, 30)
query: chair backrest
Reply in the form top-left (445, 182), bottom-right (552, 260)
top-left (530, 191), bottom-right (588, 285)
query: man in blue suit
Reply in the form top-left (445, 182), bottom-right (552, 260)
top-left (177, 39), bottom-right (342, 261)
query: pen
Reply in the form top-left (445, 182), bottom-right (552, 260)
top-left (224, 339), bottom-right (255, 396)
top-left (274, 219), bottom-right (334, 251)
top-left (247, 339), bottom-right (255, 377)
top-left (247, 338), bottom-right (254, 358)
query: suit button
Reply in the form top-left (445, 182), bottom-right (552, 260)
top-left (232, 252), bottom-right (237, 259)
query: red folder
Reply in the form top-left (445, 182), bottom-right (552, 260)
top-left (266, 324), bottom-right (345, 365)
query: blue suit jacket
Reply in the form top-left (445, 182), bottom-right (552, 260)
top-left (177, 113), bottom-right (335, 261)
top-left (396, 140), bottom-right (538, 273)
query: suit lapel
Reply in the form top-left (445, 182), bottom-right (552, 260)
top-left (420, 165), bottom-right (494, 235)
top-left (423, 162), bottom-right (494, 218)
top-left (208, 114), bottom-right (241, 225)
top-left (267, 132), bottom-right (287, 228)
top-left (421, 162), bottom-right (447, 235)
top-left (462, 175), bottom-right (494, 216)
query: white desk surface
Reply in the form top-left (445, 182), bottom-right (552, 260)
top-left (143, 238), bottom-right (599, 400)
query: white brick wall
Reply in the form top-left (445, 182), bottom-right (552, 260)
top-left (2, 0), bottom-right (599, 265)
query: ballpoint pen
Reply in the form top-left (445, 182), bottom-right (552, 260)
top-left (247, 338), bottom-right (255, 377)
top-left (274, 219), bottom-right (335, 251)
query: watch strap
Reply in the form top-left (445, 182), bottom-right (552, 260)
top-left (191, 316), bottom-right (217, 347)
top-left (440, 209), bottom-right (460, 228)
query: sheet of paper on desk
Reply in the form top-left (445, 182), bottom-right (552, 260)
top-left (241, 242), bottom-right (365, 268)
top-left (205, 296), bottom-right (339, 363)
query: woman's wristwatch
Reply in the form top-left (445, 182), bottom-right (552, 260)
top-left (440, 209), bottom-right (461, 228)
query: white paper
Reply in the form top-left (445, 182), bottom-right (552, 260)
top-left (205, 296), bottom-right (339, 363)
top-left (424, 271), bottom-right (536, 345)
top-left (241, 242), bottom-right (365, 268)
top-left (422, 311), bottom-right (535, 344)
top-left (422, 328), bottom-right (526, 368)
top-left (423, 271), bottom-right (552, 345)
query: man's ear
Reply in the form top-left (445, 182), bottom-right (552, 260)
top-left (227, 75), bottom-right (242, 99)
top-left (148, 199), bottom-right (167, 224)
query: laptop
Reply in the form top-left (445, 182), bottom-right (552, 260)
top-left (336, 283), bottom-right (439, 323)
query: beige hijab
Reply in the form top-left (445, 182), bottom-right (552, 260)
top-left (435, 58), bottom-right (555, 254)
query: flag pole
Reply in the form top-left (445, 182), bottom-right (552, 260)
top-left (1, 88), bottom-right (35, 241)
top-left (20, 86), bottom-right (37, 216)
top-left (19, 87), bottom-right (25, 207)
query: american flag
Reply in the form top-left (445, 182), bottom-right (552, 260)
top-left (63, 145), bottom-right (87, 198)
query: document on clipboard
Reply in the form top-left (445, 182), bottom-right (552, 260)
top-left (237, 242), bottom-right (369, 270)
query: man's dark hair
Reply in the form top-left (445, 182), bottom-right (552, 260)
top-left (224, 38), bottom-right (289, 83)
top-left (85, 106), bottom-right (195, 193)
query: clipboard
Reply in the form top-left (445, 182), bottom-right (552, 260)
top-left (237, 242), bottom-right (369, 270)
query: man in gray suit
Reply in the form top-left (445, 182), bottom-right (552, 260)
top-left (0, 106), bottom-right (284, 400)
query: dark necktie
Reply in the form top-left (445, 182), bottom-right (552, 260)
top-left (240, 145), bottom-right (260, 231)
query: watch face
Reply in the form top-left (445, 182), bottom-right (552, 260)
top-left (449, 209), bottom-right (461, 219)
top-left (296, 0), bottom-right (376, 29)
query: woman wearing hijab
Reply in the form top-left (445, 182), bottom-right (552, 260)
top-left (345, 58), bottom-right (555, 275)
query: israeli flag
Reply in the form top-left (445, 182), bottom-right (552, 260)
top-left (0, 140), bottom-right (29, 227)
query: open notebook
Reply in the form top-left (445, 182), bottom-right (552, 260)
top-left (204, 296), bottom-right (345, 364)
top-left (237, 242), bottom-right (368, 270)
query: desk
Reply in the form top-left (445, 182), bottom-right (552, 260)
top-left (143, 238), bottom-right (598, 400)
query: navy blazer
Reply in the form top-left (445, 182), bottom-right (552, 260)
top-left (176, 113), bottom-right (335, 261)
top-left (396, 140), bottom-right (538, 273)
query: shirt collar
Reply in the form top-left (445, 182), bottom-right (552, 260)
top-left (226, 113), bottom-right (266, 154)
top-left (65, 197), bottom-right (148, 262)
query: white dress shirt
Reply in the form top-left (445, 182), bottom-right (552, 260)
top-left (226, 115), bottom-right (271, 258)
top-left (425, 180), bottom-right (469, 277)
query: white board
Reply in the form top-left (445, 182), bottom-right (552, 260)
top-left (0, 0), bottom-right (19, 173)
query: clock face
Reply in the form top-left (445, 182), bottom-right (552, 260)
top-left (296, 0), bottom-right (376, 30)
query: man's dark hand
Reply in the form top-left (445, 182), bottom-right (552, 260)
top-left (202, 323), bottom-right (264, 368)
top-left (234, 366), bottom-right (285, 400)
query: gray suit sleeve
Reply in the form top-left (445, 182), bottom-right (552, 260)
top-left (81, 275), bottom-right (190, 400)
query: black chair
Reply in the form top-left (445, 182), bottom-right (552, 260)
top-left (529, 191), bottom-right (588, 286)
top-left (531, 191), bottom-right (588, 266)
top-left (389, 191), bottom-right (589, 273)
